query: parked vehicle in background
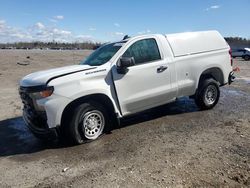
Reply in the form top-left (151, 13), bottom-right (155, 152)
top-left (19, 30), bottom-right (234, 144)
top-left (232, 48), bottom-right (250, 60)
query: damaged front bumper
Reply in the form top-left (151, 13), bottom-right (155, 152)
top-left (22, 109), bottom-right (58, 140)
top-left (19, 86), bottom-right (58, 140)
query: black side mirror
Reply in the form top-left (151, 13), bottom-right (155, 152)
top-left (117, 57), bottom-right (135, 74)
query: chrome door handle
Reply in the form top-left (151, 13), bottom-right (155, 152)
top-left (157, 65), bottom-right (168, 73)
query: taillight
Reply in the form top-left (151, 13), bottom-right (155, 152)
top-left (229, 48), bottom-right (233, 66)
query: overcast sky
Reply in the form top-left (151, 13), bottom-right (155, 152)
top-left (0, 0), bottom-right (249, 43)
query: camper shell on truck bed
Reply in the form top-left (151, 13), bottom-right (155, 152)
top-left (166, 31), bottom-right (229, 57)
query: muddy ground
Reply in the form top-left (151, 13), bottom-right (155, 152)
top-left (0, 50), bottom-right (249, 187)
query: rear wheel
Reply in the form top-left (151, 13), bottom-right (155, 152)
top-left (195, 78), bottom-right (220, 110)
top-left (243, 55), bottom-right (250, 61)
top-left (62, 102), bottom-right (111, 144)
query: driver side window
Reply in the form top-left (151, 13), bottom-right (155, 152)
top-left (123, 38), bottom-right (161, 65)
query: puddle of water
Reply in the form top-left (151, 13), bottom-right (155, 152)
top-left (8, 118), bottom-right (37, 142)
top-left (224, 89), bottom-right (246, 96)
top-left (0, 117), bottom-right (52, 157)
top-left (237, 77), bottom-right (250, 84)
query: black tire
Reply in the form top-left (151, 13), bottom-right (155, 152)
top-left (62, 101), bottom-right (111, 144)
top-left (243, 55), bottom-right (250, 61)
top-left (195, 78), bottom-right (220, 110)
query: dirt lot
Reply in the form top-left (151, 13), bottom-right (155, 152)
top-left (0, 50), bottom-right (249, 187)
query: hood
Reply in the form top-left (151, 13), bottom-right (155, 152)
top-left (20, 65), bottom-right (96, 87)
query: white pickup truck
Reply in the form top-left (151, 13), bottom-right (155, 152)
top-left (19, 30), bottom-right (234, 144)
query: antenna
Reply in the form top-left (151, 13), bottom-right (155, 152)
top-left (123, 35), bottom-right (130, 40)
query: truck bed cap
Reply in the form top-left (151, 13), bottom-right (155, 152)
top-left (165, 30), bottom-right (228, 57)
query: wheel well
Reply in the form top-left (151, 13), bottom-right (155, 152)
top-left (198, 67), bottom-right (224, 87)
top-left (243, 54), bottom-right (250, 59)
top-left (61, 94), bottom-right (117, 127)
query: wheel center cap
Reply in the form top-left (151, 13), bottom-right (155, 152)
top-left (208, 91), bottom-right (213, 98)
top-left (87, 119), bottom-right (97, 129)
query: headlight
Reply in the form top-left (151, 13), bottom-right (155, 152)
top-left (30, 86), bottom-right (54, 99)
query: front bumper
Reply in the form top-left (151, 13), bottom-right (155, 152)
top-left (19, 86), bottom-right (58, 140)
top-left (22, 109), bottom-right (58, 140)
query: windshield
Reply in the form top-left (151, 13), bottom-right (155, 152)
top-left (80, 42), bottom-right (125, 66)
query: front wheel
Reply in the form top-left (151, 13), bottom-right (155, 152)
top-left (65, 102), bottom-right (110, 144)
top-left (195, 78), bottom-right (220, 110)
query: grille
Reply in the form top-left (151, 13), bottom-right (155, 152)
top-left (19, 89), bottom-right (34, 111)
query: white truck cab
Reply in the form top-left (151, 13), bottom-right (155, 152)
top-left (19, 30), bottom-right (234, 144)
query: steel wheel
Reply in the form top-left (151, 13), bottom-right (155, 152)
top-left (195, 78), bottom-right (220, 110)
top-left (82, 110), bottom-right (105, 140)
top-left (204, 85), bottom-right (218, 105)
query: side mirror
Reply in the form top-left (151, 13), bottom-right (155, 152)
top-left (117, 57), bottom-right (135, 74)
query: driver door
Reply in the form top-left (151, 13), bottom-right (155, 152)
top-left (112, 38), bottom-right (174, 115)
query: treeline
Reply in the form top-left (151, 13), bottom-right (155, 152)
top-left (225, 37), bottom-right (250, 48)
top-left (0, 37), bottom-right (249, 50)
top-left (0, 41), bottom-right (102, 50)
